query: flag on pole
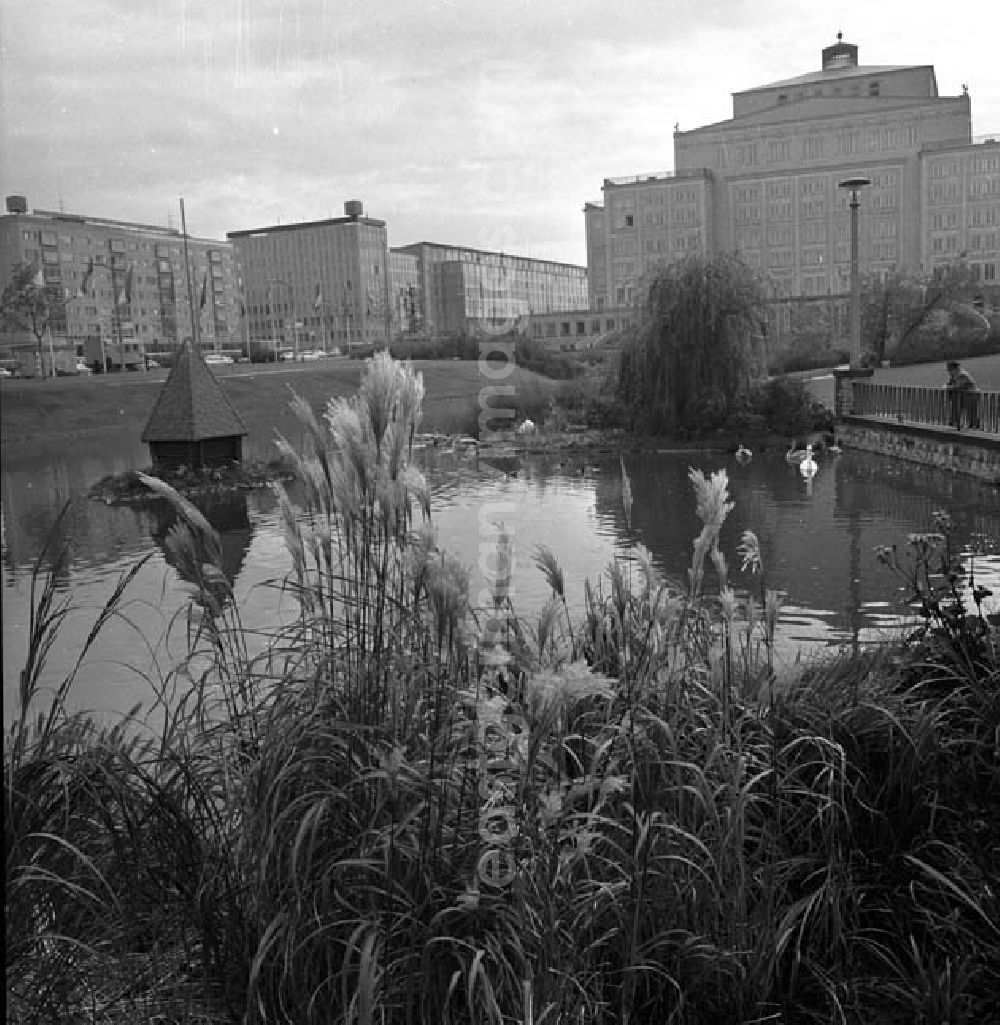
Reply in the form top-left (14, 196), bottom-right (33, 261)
top-left (313, 284), bottom-right (323, 311)
top-left (78, 257), bottom-right (94, 297)
top-left (199, 271), bottom-right (208, 310)
top-left (124, 265), bottom-right (134, 304)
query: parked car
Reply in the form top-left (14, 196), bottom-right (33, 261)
top-left (0, 367), bottom-right (11, 378)
top-left (300, 349), bottom-right (326, 361)
top-left (278, 350), bottom-right (296, 361)
top-left (75, 361), bottom-right (93, 375)
top-left (205, 353), bottom-right (234, 366)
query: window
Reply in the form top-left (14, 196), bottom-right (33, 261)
top-left (869, 81), bottom-right (880, 97)
top-left (803, 136), bottom-right (824, 159)
top-left (624, 214), bottom-right (634, 228)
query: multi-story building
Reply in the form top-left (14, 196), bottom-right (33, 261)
top-left (390, 242), bottom-right (588, 339)
top-left (585, 38), bottom-right (1000, 337)
top-left (922, 140), bottom-right (1000, 280)
top-left (0, 195), bottom-right (240, 373)
top-left (227, 201), bottom-right (391, 355)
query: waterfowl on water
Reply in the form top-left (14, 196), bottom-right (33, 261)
top-left (798, 444), bottom-right (818, 477)
top-left (735, 444), bottom-right (752, 463)
top-left (785, 442), bottom-right (809, 464)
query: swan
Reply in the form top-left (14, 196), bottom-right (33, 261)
top-left (785, 441), bottom-right (809, 465)
top-left (735, 444), bottom-right (752, 463)
top-left (799, 444), bottom-right (818, 477)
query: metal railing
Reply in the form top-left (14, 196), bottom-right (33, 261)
top-left (851, 382), bottom-right (1000, 435)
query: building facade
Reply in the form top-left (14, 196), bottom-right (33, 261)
top-left (227, 201), bottom-right (391, 356)
top-left (0, 196), bottom-right (240, 373)
top-left (585, 39), bottom-right (1000, 331)
top-left (390, 242), bottom-right (588, 339)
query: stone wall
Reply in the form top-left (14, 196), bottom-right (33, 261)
top-left (839, 418), bottom-right (1000, 482)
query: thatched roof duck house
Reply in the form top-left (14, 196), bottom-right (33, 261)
top-left (141, 343), bottom-right (248, 471)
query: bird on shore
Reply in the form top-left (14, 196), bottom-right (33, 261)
top-left (785, 441), bottom-right (810, 465)
top-left (798, 444), bottom-right (818, 477)
top-left (735, 444), bottom-right (752, 464)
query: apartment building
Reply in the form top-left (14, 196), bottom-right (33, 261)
top-left (586, 38), bottom-right (1000, 318)
top-left (390, 242), bottom-right (588, 339)
top-left (0, 195), bottom-right (240, 372)
top-left (227, 201), bottom-right (391, 355)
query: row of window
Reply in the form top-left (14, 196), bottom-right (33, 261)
top-left (928, 179), bottom-right (1000, 202)
top-left (718, 123), bottom-right (917, 168)
top-left (25, 227), bottom-right (228, 264)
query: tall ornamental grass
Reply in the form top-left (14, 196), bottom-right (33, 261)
top-left (6, 353), bottom-right (998, 1024)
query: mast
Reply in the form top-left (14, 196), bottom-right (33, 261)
top-left (179, 198), bottom-right (200, 349)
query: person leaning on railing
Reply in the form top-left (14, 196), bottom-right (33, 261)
top-left (944, 360), bottom-right (981, 431)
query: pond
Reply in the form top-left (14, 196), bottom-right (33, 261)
top-left (3, 431), bottom-right (999, 723)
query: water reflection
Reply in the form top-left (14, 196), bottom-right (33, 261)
top-left (148, 490), bottom-right (255, 591)
top-left (3, 433), bottom-right (999, 722)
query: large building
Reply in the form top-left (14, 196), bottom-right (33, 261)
top-left (0, 196), bottom-right (241, 373)
top-left (389, 241), bottom-right (588, 339)
top-left (227, 201), bottom-right (391, 355)
top-left (585, 38), bottom-right (1000, 335)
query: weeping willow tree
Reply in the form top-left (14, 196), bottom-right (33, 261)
top-left (618, 253), bottom-right (768, 434)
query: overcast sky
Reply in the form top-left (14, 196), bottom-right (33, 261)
top-left (2, 0), bottom-right (998, 266)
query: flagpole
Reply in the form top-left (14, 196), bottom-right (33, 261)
top-left (110, 262), bottom-right (125, 370)
top-left (179, 198), bottom-right (200, 350)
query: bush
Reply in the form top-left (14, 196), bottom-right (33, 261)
top-left (889, 329), bottom-right (1000, 367)
top-left (749, 377), bottom-right (830, 436)
top-left (769, 347), bottom-right (849, 375)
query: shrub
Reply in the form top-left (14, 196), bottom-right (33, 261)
top-left (889, 329), bottom-right (1000, 366)
top-left (769, 347), bottom-right (849, 375)
top-left (749, 376), bottom-right (830, 436)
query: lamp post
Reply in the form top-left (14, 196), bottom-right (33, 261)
top-left (838, 177), bottom-right (870, 368)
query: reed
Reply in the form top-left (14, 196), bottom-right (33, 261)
top-left (6, 353), bottom-right (998, 1024)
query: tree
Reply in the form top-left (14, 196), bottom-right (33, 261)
top-left (862, 262), bottom-right (994, 363)
top-left (617, 253), bottom-right (768, 434)
top-left (0, 260), bottom-right (65, 377)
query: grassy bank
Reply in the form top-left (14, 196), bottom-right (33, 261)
top-left (797, 353), bottom-right (1000, 411)
top-left (6, 354), bottom-right (998, 1025)
top-left (0, 357), bottom-right (560, 446)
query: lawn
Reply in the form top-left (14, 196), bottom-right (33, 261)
top-left (0, 357), bottom-right (558, 445)
top-left (799, 353), bottom-right (1000, 409)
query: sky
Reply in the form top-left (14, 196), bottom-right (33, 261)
top-left (2, 0), bottom-right (999, 267)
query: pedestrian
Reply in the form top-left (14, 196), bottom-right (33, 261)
top-left (944, 360), bottom-right (980, 430)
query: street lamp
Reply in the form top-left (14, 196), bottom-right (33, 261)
top-left (838, 177), bottom-right (870, 368)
